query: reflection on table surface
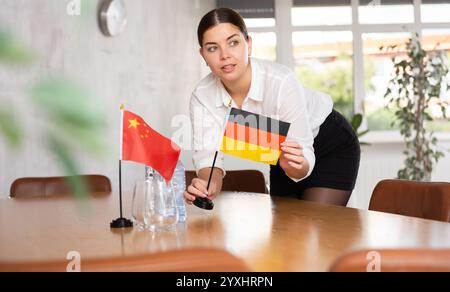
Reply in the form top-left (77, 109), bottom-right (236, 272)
top-left (1, 191), bottom-right (449, 271)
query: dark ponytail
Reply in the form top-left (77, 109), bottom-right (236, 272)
top-left (197, 8), bottom-right (249, 47)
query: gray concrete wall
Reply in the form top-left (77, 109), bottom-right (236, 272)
top-left (0, 0), bottom-right (214, 197)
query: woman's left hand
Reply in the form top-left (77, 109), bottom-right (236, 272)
top-left (279, 141), bottom-right (309, 180)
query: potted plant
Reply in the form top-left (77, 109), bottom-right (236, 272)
top-left (350, 113), bottom-right (370, 146)
top-left (384, 34), bottom-right (450, 181)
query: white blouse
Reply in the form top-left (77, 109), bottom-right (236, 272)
top-left (189, 58), bottom-right (333, 182)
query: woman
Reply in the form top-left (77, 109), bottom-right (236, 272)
top-left (184, 8), bottom-right (360, 206)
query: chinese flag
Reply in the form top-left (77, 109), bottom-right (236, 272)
top-left (121, 110), bottom-right (180, 182)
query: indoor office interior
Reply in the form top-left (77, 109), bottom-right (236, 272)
top-left (0, 0), bottom-right (449, 272)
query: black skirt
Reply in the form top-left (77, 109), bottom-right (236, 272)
top-left (270, 110), bottom-right (361, 196)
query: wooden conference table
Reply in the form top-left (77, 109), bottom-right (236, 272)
top-left (1, 192), bottom-right (449, 272)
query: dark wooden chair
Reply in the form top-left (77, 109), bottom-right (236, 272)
top-left (330, 249), bottom-right (450, 272)
top-left (0, 248), bottom-right (251, 272)
top-left (185, 170), bottom-right (268, 194)
top-left (10, 175), bottom-right (112, 198)
top-left (368, 179), bottom-right (450, 222)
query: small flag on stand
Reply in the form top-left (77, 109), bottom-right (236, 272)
top-left (193, 107), bottom-right (291, 211)
top-left (111, 106), bottom-right (181, 228)
top-left (219, 108), bottom-right (291, 165)
top-left (121, 109), bottom-right (180, 182)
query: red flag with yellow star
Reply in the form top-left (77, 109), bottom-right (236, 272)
top-left (121, 109), bottom-right (180, 182)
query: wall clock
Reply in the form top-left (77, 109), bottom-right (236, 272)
top-left (99, 0), bottom-right (127, 37)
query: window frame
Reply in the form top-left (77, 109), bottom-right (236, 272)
top-left (247, 0), bottom-right (450, 135)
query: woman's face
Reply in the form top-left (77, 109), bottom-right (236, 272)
top-left (200, 23), bottom-right (252, 83)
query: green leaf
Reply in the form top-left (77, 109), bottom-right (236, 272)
top-left (47, 134), bottom-right (88, 200)
top-left (31, 80), bottom-right (105, 129)
top-left (351, 114), bottom-right (363, 131)
top-left (0, 31), bottom-right (34, 64)
top-left (29, 79), bottom-right (109, 161)
top-left (358, 129), bottom-right (370, 138)
top-left (48, 123), bottom-right (107, 156)
top-left (0, 106), bottom-right (22, 148)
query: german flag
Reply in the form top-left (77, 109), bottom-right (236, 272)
top-left (220, 108), bottom-right (291, 165)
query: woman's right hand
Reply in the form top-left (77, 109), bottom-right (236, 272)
top-left (184, 178), bottom-right (218, 204)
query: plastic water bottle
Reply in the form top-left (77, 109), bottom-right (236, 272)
top-left (171, 161), bottom-right (187, 222)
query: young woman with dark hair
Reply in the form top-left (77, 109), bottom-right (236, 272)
top-left (184, 8), bottom-right (360, 207)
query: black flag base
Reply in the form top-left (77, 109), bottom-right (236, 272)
top-left (110, 217), bottom-right (133, 229)
top-left (193, 197), bottom-right (214, 210)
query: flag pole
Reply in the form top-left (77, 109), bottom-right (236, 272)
top-left (111, 105), bottom-right (133, 228)
top-left (206, 151), bottom-right (218, 191)
top-left (119, 159), bottom-right (123, 218)
top-left (193, 101), bottom-right (232, 211)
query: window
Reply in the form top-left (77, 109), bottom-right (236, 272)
top-left (217, 1), bottom-right (450, 133)
top-left (422, 28), bottom-right (450, 132)
top-left (217, 0), bottom-right (277, 60)
top-left (421, 1), bottom-right (450, 23)
top-left (289, 0), bottom-right (450, 132)
top-left (293, 31), bottom-right (354, 119)
top-left (244, 18), bottom-right (276, 28)
top-left (359, 0), bottom-right (414, 24)
top-left (363, 32), bottom-right (411, 131)
top-left (249, 32), bottom-right (277, 61)
top-left (292, 1), bottom-right (354, 119)
top-left (292, 1), bottom-right (352, 26)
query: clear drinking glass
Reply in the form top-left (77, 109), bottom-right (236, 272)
top-left (131, 180), bottom-right (151, 230)
top-left (144, 173), bottom-right (178, 233)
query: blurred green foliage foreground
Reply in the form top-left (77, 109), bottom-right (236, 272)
top-left (0, 29), bottom-right (108, 199)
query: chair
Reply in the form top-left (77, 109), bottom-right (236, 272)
top-left (369, 179), bottom-right (450, 222)
top-left (10, 175), bottom-right (112, 198)
top-left (329, 249), bottom-right (450, 272)
top-left (0, 248), bottom-right (251, 272)
top-left (185, 170), bottom-right (268, 194)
